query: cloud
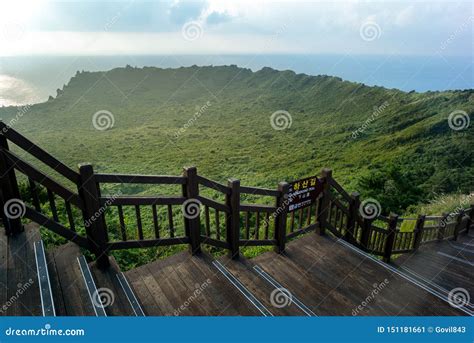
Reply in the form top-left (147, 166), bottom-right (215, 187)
top-left (0, 0), bottom-right (471, 57)
top-left (206, 11), bottom-right (233, 25)
top-left (168, 0), bottom-right (208, 25)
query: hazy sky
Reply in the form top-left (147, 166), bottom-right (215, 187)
top-left (0, 0), bottom-right (472, 56)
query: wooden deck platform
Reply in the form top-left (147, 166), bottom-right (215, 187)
top-left (1, 223), bottom-right (471, 316)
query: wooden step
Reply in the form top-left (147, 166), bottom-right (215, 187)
top-left (253, 233), bottom-right (465, 316)
top-left (124, 251), bottom-right (261, 316)
top-left (394, 238), bottom-right (474, 300)
top-left (88, 257), bottom-right (140, 316)
top-left (0, 223), bottom-right (42, 316)
top-left (45, 243), bottom-right (96, 316)
top-left (217, 255), bottom-right (306, 316)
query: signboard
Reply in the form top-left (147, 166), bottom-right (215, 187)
top-left (287, 176), bottom-right (323, 213)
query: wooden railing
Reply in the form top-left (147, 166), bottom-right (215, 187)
top-left (0, 122), bottom-right (472, 268)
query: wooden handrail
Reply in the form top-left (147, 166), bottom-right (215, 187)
top-left (239, 185), bottom-right (280, 197)
top-left (95, 173), bottom-right (186, 184)
top-left (1, 124), bottom-right (471, 268)
top-left (4, 149), bottom-right (83, 209)
top-left (196, 175), bottom-right (230, 194)
top-left (0, 122), bottom-right (80, 183)
top-left (100, 195), bottom-right (186, 206)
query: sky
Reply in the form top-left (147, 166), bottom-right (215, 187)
top-left (0, 0), bottom-right (472, 57)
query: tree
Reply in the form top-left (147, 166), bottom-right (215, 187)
top-left (357, 163), bottom-right (424, 215)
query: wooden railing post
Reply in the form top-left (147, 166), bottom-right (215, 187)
top-left (413, 214), bottom-right (425, 251)
top-left (467, 204), bottom-right (474, 234)
top-left (345, 192), bottom-right (360, 243)
top-left (275, 182), bottom-right (289, 254)
top-left (453, 209), bottom-right (464, 241)
top-left (438, 213), bottom-right (448, 241)
top-left (226, 178), bottom-right (240, 259)
top-left (0, 133), bottom-right (23, 235)
top-left (78, 163), bottom-right (110, 269)
top-left (360, 217), bottom-right (372, 251)
top-left (383, 213), bottom-right (398, 263)
top-left (183, 166), bottom-right (201, 255)
top-left (316, 168), bottom-right (332, 236)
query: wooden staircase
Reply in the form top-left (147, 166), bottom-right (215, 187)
top-left (1, 221), bottom-right (472, 316)
top-left (0, 222), bottom-right (141, 316)
top-left (0, 223), bottom-right (42, 316)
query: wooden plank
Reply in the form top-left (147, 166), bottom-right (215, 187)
top-left (218, 256), bottom-right (302, 316)
top-left (49, 243), bottom-right (95, 316)
top-left (124, 268), bottom-right (162, 316)
top-left (188, 253), bottom-right (260, 316)
top-left (4, 150), bottom-right (82, 208)
top-left (107, 237), bottom-right (189, 250)
top-left (0, 122), bottom-right (80, 183)
top-left (45, 251), bottom-right (67, 316)
top-left (24, 207), bottom-right (90, 249)
top-left (142, 252), bottom-right (205, 315)
top-left (196, 175), bottom-right (230, 195)
top-left (89, 257), bottom-right (136, 316)
top-left (0, 230), bottom-right (7, 316)
top-left (95, 173), bottom-right (186, 185)
top-left (240, 204), bottom-right (276, 213)
top-left (101, 196), bottom-right (185, 206)
top-left (239, 186), bottom-right (280, 197)
top-left (197, 196), bottom-right (229, 213)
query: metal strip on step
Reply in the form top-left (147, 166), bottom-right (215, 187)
top-left (437, 251), bottom-right (474, 267)
top-left (212, 260), bottom-right (273, 316)
top-left (77, 256), bottom-right (107, 317)
top-left (336, 238), bottom-right (474, 316)
top-left (399, 265), bottom-right (474, 311)
top-left (34, 240), bottom-right (56, 316)
top-left (448, 243), bottom-right (474, 254)
top-left (116, 272), bottom-right (145, 316)
top-left (253, 265), bottom-right (317, 316)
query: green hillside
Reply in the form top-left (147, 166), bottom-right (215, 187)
top-left (1, 64), bottom-right (472, 215)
